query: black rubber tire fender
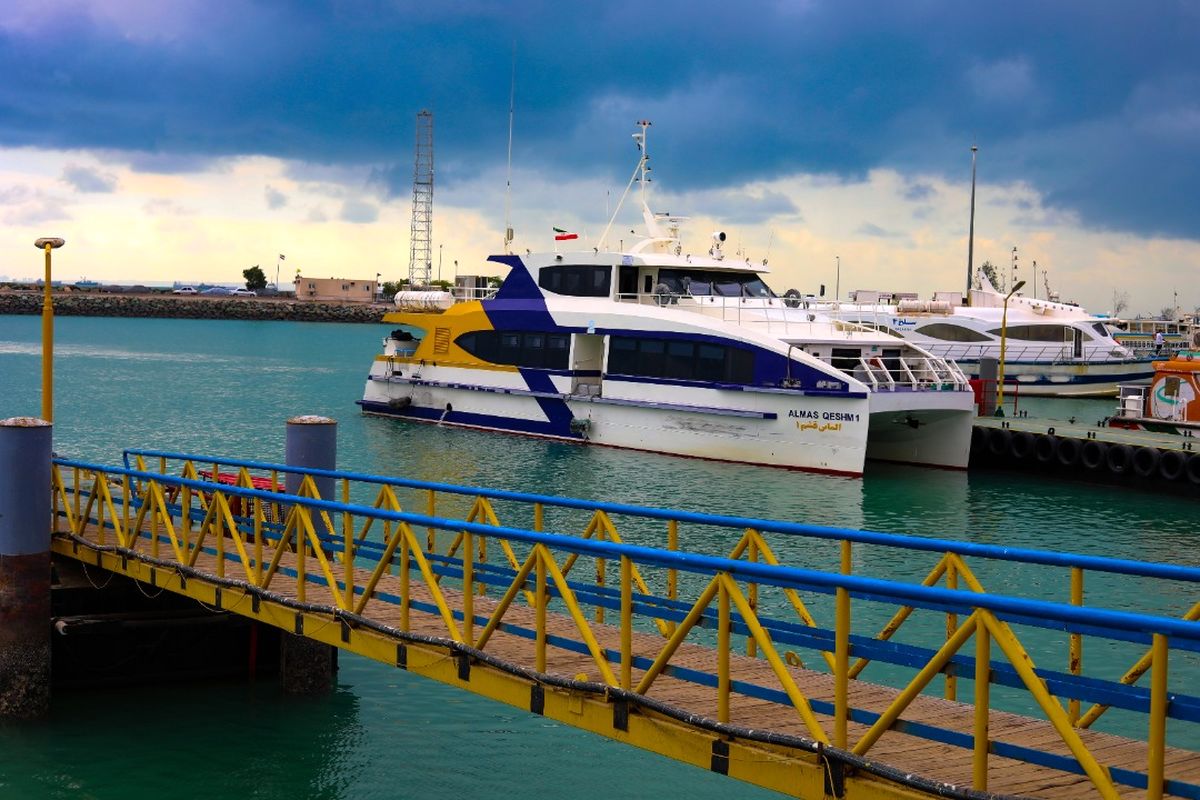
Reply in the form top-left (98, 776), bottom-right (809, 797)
top-left (1010, 431), bottom-right (1036, 460)
top-left (1105, 443), bottom-right (1133, 475)
top-left (1159, 449), bottom-right (1186, 481)
top-left (1034, 434), bottom-right (1059, 465)
top-left (1080, 439), bottom-right (1108, 470)
top-left (1186, 453), bottom-right (1200, 485)
top-left (1131, 447), bottom-right (1160, 479)
top-left (986, 427), bottom-right (1012, 458)
top-left (1056, 437), bottom-right (1082, 467)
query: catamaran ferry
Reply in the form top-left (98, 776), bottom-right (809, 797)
top-left (360, 124), bottom-right (975, 476)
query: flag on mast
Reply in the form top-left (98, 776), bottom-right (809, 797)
top-left (279, 254), bottom-right (286, 260)
top-left (553, 227), bottom-right (578, 241)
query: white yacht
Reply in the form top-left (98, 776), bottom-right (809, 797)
top-left (809, 277), bottom-right (1151, 397)
top-left (360, 124), bottom-right (975, 476)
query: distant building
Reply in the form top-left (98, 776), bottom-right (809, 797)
top-left (295, 275), bottom-right (379, 303)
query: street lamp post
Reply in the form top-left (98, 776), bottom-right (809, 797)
top-left (34, 238), bottom-right (65, 423)
top-left (996, 280), bottom-right (1027, 416)
top-left (835, 255), bottom-right (840, 301)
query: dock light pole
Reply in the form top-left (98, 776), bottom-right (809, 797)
top-left (34, 238), bottom-right (65, 423)
top-left (996, 280), bottom-right (1026, 416)
top-left (835, 255), bottom-right (840, 301)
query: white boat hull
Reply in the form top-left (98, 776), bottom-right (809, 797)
top-left (362, 372), bottom-right (872, 475)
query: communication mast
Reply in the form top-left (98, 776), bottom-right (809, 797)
top-left (408, 110), bottom-right (434, 287)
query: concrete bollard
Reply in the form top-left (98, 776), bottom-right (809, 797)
top-left (281, 415), bottom-right (337, 694)
top-left (0, 417), bottom-right (52, 718)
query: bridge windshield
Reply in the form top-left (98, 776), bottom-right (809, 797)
top-left (657, 268), bottom-right (775, 298)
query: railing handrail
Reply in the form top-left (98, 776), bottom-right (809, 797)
top-left (111, 451), bottom-right (1200, 585)
top-left (55, 455), bottom-right (1200, 644)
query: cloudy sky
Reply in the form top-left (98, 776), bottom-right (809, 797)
top-left (1, 0), bottom-right (1198, 315)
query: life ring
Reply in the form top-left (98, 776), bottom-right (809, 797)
top-left (1186, 454), bottom-right (1200, 485)
top-left (1104, 443), bottom-right (1133, 475)
top-left (986, 427), bottom-right (1011, 458)
top-left (1158, 449), bottom-right (1186, 481)
top-left (783, 288), bottom-right (803, 308)
top-left (1056, 437), bottom-right (1081, 467)
top-left (1080, 439), bottom-right (1107, 470)
top-left (1193, 330), bottom-right (1200, 348)
top-left (1034, 434), bottom-right (1058, 465)
top-left (1009, 431), bottom-right (1036, 460)
top-left (1131, 447), bottom-right (1160, 479)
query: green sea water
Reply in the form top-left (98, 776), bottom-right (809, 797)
top-left (0, 315), bottom-right (1196, 799)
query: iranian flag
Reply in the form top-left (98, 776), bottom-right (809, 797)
top-left (553, 227), bottom-right (578, 241)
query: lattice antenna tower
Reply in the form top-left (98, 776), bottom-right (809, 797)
top-left (408, 110), bottom-right (434, 287)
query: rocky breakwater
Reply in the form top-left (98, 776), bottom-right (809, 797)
top-left (0, 292), bottom-right (388, 323)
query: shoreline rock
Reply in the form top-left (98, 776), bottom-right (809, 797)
top-left (0, 292), bottom-right (389, 323)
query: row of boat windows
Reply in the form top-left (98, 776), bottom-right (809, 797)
top-left (536, 264), bottom-right (777, 299)
top-left (538, 265), bottom-right (611, 297)
top-left (455, 331), bottom-right (571, 369)
top-left (865, 322), bottom-right (1104, 343)
top-left (607, 337), bottom-right (756, 383)
top-left (454, 329), bottom-right (755, 383)
top-left (654, 269), bottom-right (774, 298)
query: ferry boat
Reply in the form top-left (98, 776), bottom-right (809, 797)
top-left (1111, 315), bottom-right (1200, 358)
top-left (809, 277), bottom-right (1151, 397)
top-left (359, 124), bottom-right (975, 476)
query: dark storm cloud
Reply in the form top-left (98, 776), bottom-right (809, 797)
top-left (1, 1), bottom-right (1197, 239)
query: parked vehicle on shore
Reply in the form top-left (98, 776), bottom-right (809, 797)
top-left (172, 286), bottom-right (197, 295)
top-left (230, 288), bottom-right (257, 297)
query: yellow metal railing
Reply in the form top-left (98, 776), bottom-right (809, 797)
top-left (49, 452), bottom-right (1200, 799)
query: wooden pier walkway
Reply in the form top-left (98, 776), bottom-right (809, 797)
top-left (50, 453), bottom-right (1200, 800)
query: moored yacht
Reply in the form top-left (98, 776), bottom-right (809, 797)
top-left (810, 276), bottom-right (1151, 397)
top-left (359, 123), bottom-right (975, 476)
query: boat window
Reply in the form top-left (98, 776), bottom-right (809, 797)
top-left (830, 348), bottom-right (862, 372)
top-left (686, 280), bottom-right (712, 296)
top-left (607, 336), bottom-right (754, 384)
top-left (1091, 323), bottom-right (1111, 338)
top-left (914, 323), bottom-right (993, 342)
top-left (538, 265), bottom-right (612, 297)
top-left (665, 341), bottom-right (696, 379)
top-left (455, 330), bottom-right (569, 369)
top-left (987, 324), bottom-right (1092, 342)
top-left (713, 281), bottom-right (743, 297)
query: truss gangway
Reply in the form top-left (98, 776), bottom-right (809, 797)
top-left (49, 449), bottom-right (1200, 799)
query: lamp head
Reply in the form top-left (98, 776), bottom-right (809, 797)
top-left (1013, 280), bottom-right (1026, 293)
top-left (34, 238), bottom-right (65, 249)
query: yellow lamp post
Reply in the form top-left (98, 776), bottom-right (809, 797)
top-left (995, 279), bottom-right (1026, 416)
top-left (34, 238), bottom-right (65, 423)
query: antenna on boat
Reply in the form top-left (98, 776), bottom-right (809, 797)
top-left (966, 142), bottom-right (978, 304)
top-left (598, 120), bottom-right (652, 251)
top-left (503, 42), bottom-right (516, 254)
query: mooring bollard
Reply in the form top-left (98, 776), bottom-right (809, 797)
top-left (0, 417), bottom-right (52, 718)
top-left (281, 415), bottom-right (337, 693)
top-left (285, 415), bottom-right (337, 506)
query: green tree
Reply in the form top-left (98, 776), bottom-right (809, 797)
top-left (978, 260), bottom-right (1001, 290)
top-left (380, 281), bottom-right (406, 299)
top-left (243, 265), bottom-right (267, 292)
top-left (430, 279), bottom-right (453, 291)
